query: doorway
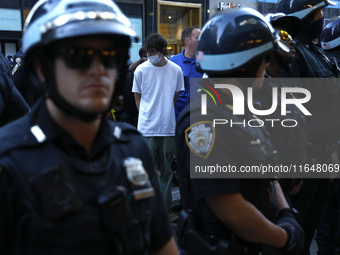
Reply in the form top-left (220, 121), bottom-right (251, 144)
top-left (157, 1), bottom-right (202, 57)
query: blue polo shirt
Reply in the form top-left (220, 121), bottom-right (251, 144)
top-left (169, 50), bottom-right (203, 118)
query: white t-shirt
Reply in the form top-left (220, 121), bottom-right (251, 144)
top-left (132, 60), bottom-right (184, 136)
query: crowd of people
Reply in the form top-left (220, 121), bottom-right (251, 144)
top-left (0, 0), bottom-right (340, 254)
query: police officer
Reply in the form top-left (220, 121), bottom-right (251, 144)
top-left (277, 0), bottom-right (337, 77)
top-left (265, 13), bottom-right (302, 77)
top-left (0, 51), bottom-right (29, 126)
top-left (13, 39), bottom-right (23, 68)
top-left (314, 17), bottom-right (340, 255)
top-left (256, 13), bottom-right (307, 195)
top-left (0, 0), bottom-right (178, 254)
top-left (277, 0), bottom-right (340, 253)
top-left (176, 8), bottom-right (303, 255)
top-left (320, 16), bottom-right (340, 166)
top-left (321, 17), bottom-right (340, 67)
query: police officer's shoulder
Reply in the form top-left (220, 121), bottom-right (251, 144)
top-left (0, 114), bottom-right (33, 156)
top-left (107, 120), bottom-right (141, 141)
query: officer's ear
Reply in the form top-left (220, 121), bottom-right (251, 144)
top-left (33, 60), bottom-right (45, 83)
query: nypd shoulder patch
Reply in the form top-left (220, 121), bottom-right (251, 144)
top-left (185, 121), bottom-right (215, 159)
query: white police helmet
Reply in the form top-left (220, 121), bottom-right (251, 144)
top-left (23, 0), bottom-right (137, 59)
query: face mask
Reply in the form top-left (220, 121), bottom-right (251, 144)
top-left (312, 17), bottom-right (324, 38)
top-left (148, 54), bottom-right (161, 64)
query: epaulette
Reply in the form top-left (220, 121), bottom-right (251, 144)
top-left (107, 121), bottom-right (141, 142)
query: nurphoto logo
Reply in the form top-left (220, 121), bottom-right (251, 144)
top-left (200, 82), bottom-right (311, 128)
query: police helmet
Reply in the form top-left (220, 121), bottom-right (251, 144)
top-left (23, 0), bottom-right (137, 58)
top-left (196, 8), bottom-right (275, 76)
top-left (265, 13), bottom-right (302, 38)
top-left (23, 0), bottom-right (138, 122)
top-left (321, 17), bottom-right (340, 50)
top-left (277, 0), bottom-right (335, 21)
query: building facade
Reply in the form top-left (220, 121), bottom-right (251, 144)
top-left (1, 0), bottom-right (340, 61)
top-left (116, 0), bottom-right (208, 61)
top-left (0, 0), bottom-right (208, 61)
top-left (0, 0), bottom-right (33, 58)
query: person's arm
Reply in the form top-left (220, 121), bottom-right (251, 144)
top-left (129, 58), bottom-right (147, 72)
top-left (173, 92), bottom-right (179, 105)
top-left (150, 238), bottom-right (178, 255)
top-left (206, 193), bottom-right (288, 248)
top-left (274, 180), bottom-right (290, 210)
top-left (134, 93), bottom-right (141, 111)
top-left (173, 68), bottom-right (184, 105)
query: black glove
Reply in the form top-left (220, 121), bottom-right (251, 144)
top-left (276, 208), bottom-right (304, 255)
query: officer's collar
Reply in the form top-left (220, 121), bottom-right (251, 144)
top-left (29, 100), bottom-right (117, 147)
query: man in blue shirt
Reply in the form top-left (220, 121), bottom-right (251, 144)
top-left (170, 26), bottom-right (202, 118)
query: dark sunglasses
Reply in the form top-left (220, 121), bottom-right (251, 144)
top-left (55, 47), bottom-right (117, 70)
top-left (276, 30), bottom-right (293, 42)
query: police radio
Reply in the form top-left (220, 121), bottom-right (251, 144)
top-left (98, 186), bottom-right (132, 232)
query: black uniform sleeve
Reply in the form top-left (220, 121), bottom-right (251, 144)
top-left (288, 51), bottom-right (303, 78)
top-left (176, 106), bottom-right (241, 203)
top-left (0, 75), bottom-right (29, 126)
top-left (0, 166), bottom-right (15, 253)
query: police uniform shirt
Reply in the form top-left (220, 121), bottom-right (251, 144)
top-left (253, 80), bottom-right (307, 166)
top-left (280, 38), bottom-right (340, 143)
top-left (0, 100), bottom-right (172, 254)
top-left (176, 86), bottom-right (277, 239)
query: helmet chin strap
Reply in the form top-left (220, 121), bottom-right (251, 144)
top-left (48, 89), bottom-right (106, 122)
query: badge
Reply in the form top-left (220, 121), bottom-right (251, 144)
top-left (113, 126), bottom-right (121, 139)
top-left (11, 63), bottom-right (21, 76)
top-left (185, 121), bottom-right (215, 159)
top-left (123, 157), bottom-right (149, 186)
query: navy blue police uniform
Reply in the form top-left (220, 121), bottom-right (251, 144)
top-left (277, 0), bottom-right (340, 250)
top-left (313, 17), bottom-right (340, 255)
top-left (175, 6), bottom-right (305, 254)
top-left (0, 100), bottom-right (172, 255)
top-left (253, 80), bottom-right (308, 194)
top-left (12, 59), bottom-right (43, 108)
top-left (281, 36), bottom-right (340, 254)
top-left (176, 85), bottom-right (281, 254)
top-left (0, 52), bottom-right (29, 126)
top-left (279, 33), bottom-right (340, 255)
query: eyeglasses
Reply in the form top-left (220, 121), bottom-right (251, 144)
top-left (55, 47), bottom-right (117, 70)
top-left (276, 30), bottom-right (293, 42)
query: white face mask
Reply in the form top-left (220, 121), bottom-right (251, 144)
top-left (148, 54), bottom-right (161, 64)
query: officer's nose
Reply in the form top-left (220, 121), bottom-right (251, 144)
top-left (87, 55), bottom-right (106, 74)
